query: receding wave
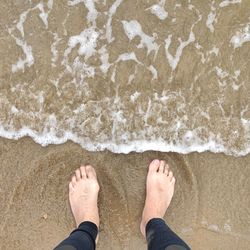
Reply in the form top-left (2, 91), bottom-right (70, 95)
top-left (0, 0), bottom-right (250, 156)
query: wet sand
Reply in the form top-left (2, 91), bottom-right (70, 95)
top-left (0, 137), bottom-right (250, 250)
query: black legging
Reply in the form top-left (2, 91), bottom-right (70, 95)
top-left (54, 218), bottom-right (191, 250)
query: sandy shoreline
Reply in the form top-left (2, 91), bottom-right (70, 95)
top-left (0, 137), bottom-right (249, 249)
top-left (1, 1), bottom-right (250, 249)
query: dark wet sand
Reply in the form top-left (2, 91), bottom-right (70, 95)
top-left (0, 137), bottom-right (250, 249)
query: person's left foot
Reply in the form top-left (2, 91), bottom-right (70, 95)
top-left (140, 159), bottom-right (175, 237)
top-left (69, 165), bottom-right (100, 228)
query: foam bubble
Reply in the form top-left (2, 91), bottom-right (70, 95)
top-left (10, 36), bottom-right (34, 73)
top-left (9, 1), bottom-right (54, 72)
top-left (231, 23), bottom-right (250, 49)
top-left (116, 52), bottom-right (142, 65)
top-left (68, 28), bottom-right (99, 59)
top-left (148, 65), bottom-right (158, 80)
top-left (219, 0), bottom-right (241, 8)
top-left (106, 0), bottom-right (123, 43)
top-left (122, 20), bottom-right (159, 55)
top-left (206, 2), bottom-right (217, 33)
top-left (98, 46), bottom-right (111, 74)
top-left (165, 31), bottom-right (195, 70)
top-left (130, 92), bottom-right (141, 102)
top-left (0, 126), bottom-right (243, 155)
top-left (51, 33), bottom-right (61, 67)
top-left (37, 3), bottom-right (49, 28)
top-left (148, 4), bottom-right (168, 20)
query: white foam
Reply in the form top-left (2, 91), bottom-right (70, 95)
top-left (16, 10), bottom-right (29, 37)
top-left (9, 8), bottom-right (34, 73)
top-left (10, 34), bottom-right (34, 73)
top-left (111, 67), bottom-right (116, 82)
top-left (98, 46), bottom-right (111, 74)
top-left (147, 3), bottom-right (168, 20)
top-left (184, 130), bottom-right (194, 142)
top-left (68, 0), bottom-right (98, 26)
top-left (10, 1), bottom-right (54, 73)
top-left (215, 66), bottom-right (242, 90)
top-left (128, 73), bottom-right (135, 84)
top-left (51, 32), bottom-right (61, 67)
top-left (11, 106), bottom-right (19, 114)
top-left (122, 20), bottom-right (159, 55)
top-left (206, 2), bottom-right (217, 33)
top-left (219, 0), bottom-right (241, 8)
top-left (206, 12), bottom-right (216, 32)
top-left (224, 223), bottom-right (232, 232)
top-left (165, 31), bottom-right (195, 70)
top-left (116, 52), bottom-right (141, 64)
top-left (48, 0), bottom-right (54, 10)
top-left (37, 91), bottom-right (44, 105)
top-left (68, 0), bottom-right (84, 5)
top-left (5, 0), bottom-right (250, 158)
top-left (106, 0), bottom-right (123, 43)
top-left (2, 123), bottom-right (250, 156)
top-left (37, 3), bottom-right (49, 28)
top-left (209, 46), bottom-right (219, 56)
top-left (130, 92), bottom-right (141, 102)
top-left (72, 57), bottom-right (95, 78)
top-left (67, 28), bottom-right (99, 59)
top-left (230, 23), bottom-right (250, 49)
top-left (215, 66), bottom-right (229, 79)
top-left (208, 224), bottom-right (219, 232)
top-left (148, 65), bottom-right (158, 80)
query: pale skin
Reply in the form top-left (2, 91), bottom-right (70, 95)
top-left (69, 159), bottom-right (175, 242)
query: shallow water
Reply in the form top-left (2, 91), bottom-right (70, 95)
top-left (0, 0), bottom-right (250, 155)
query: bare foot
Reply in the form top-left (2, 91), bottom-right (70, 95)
top-left (69, 165), bottom-right (100, 228)
top-left (140, 159), bottom-right (175, 237)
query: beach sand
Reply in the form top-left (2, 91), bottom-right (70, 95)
top-left (0, 137), bottom-right (249, 250)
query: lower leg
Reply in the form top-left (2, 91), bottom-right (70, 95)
top-left (141, 159), bottom-right (191, 250)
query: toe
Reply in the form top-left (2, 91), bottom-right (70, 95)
top-left (71, 175), bottom-right (77, 186)
top-left (168, 171), bottom-right (173, 181)
top-left (149, 159), bottom-right (160, 172)
top-left (86, 165), bottom-right (97, 179)
top-left (69, 182), bottom-right (74, 192)
top-left (171, 176), bottom-right (176, 184)
top-left (159, 160), bottom-right (165, 173)
top-left (80, 166), bottom-right (87, 179)
top-left (164, 163), bottom-right (169, 175)
top-left (75, 169), bottom-right (81, 181)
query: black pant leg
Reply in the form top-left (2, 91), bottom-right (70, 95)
top-left (146, 218), bottom-right (191, 250)
top-left (54, 221), bottom-right (98, 250)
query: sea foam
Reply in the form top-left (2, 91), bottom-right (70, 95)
top-left (1, 122), bottom-right (250, 156)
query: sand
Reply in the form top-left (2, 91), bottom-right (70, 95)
top-left (0, 137), bottom-right (249, 250)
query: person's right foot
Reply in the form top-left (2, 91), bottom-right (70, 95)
top-left (140, 159), bottom-right (176, 237)
top-left (69, 165), bottom-right (100, 228)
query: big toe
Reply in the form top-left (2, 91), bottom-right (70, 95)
top-left (148, 159), bottom-right (160, 173)
top-left (86, 165), bottom-right (97, 179)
